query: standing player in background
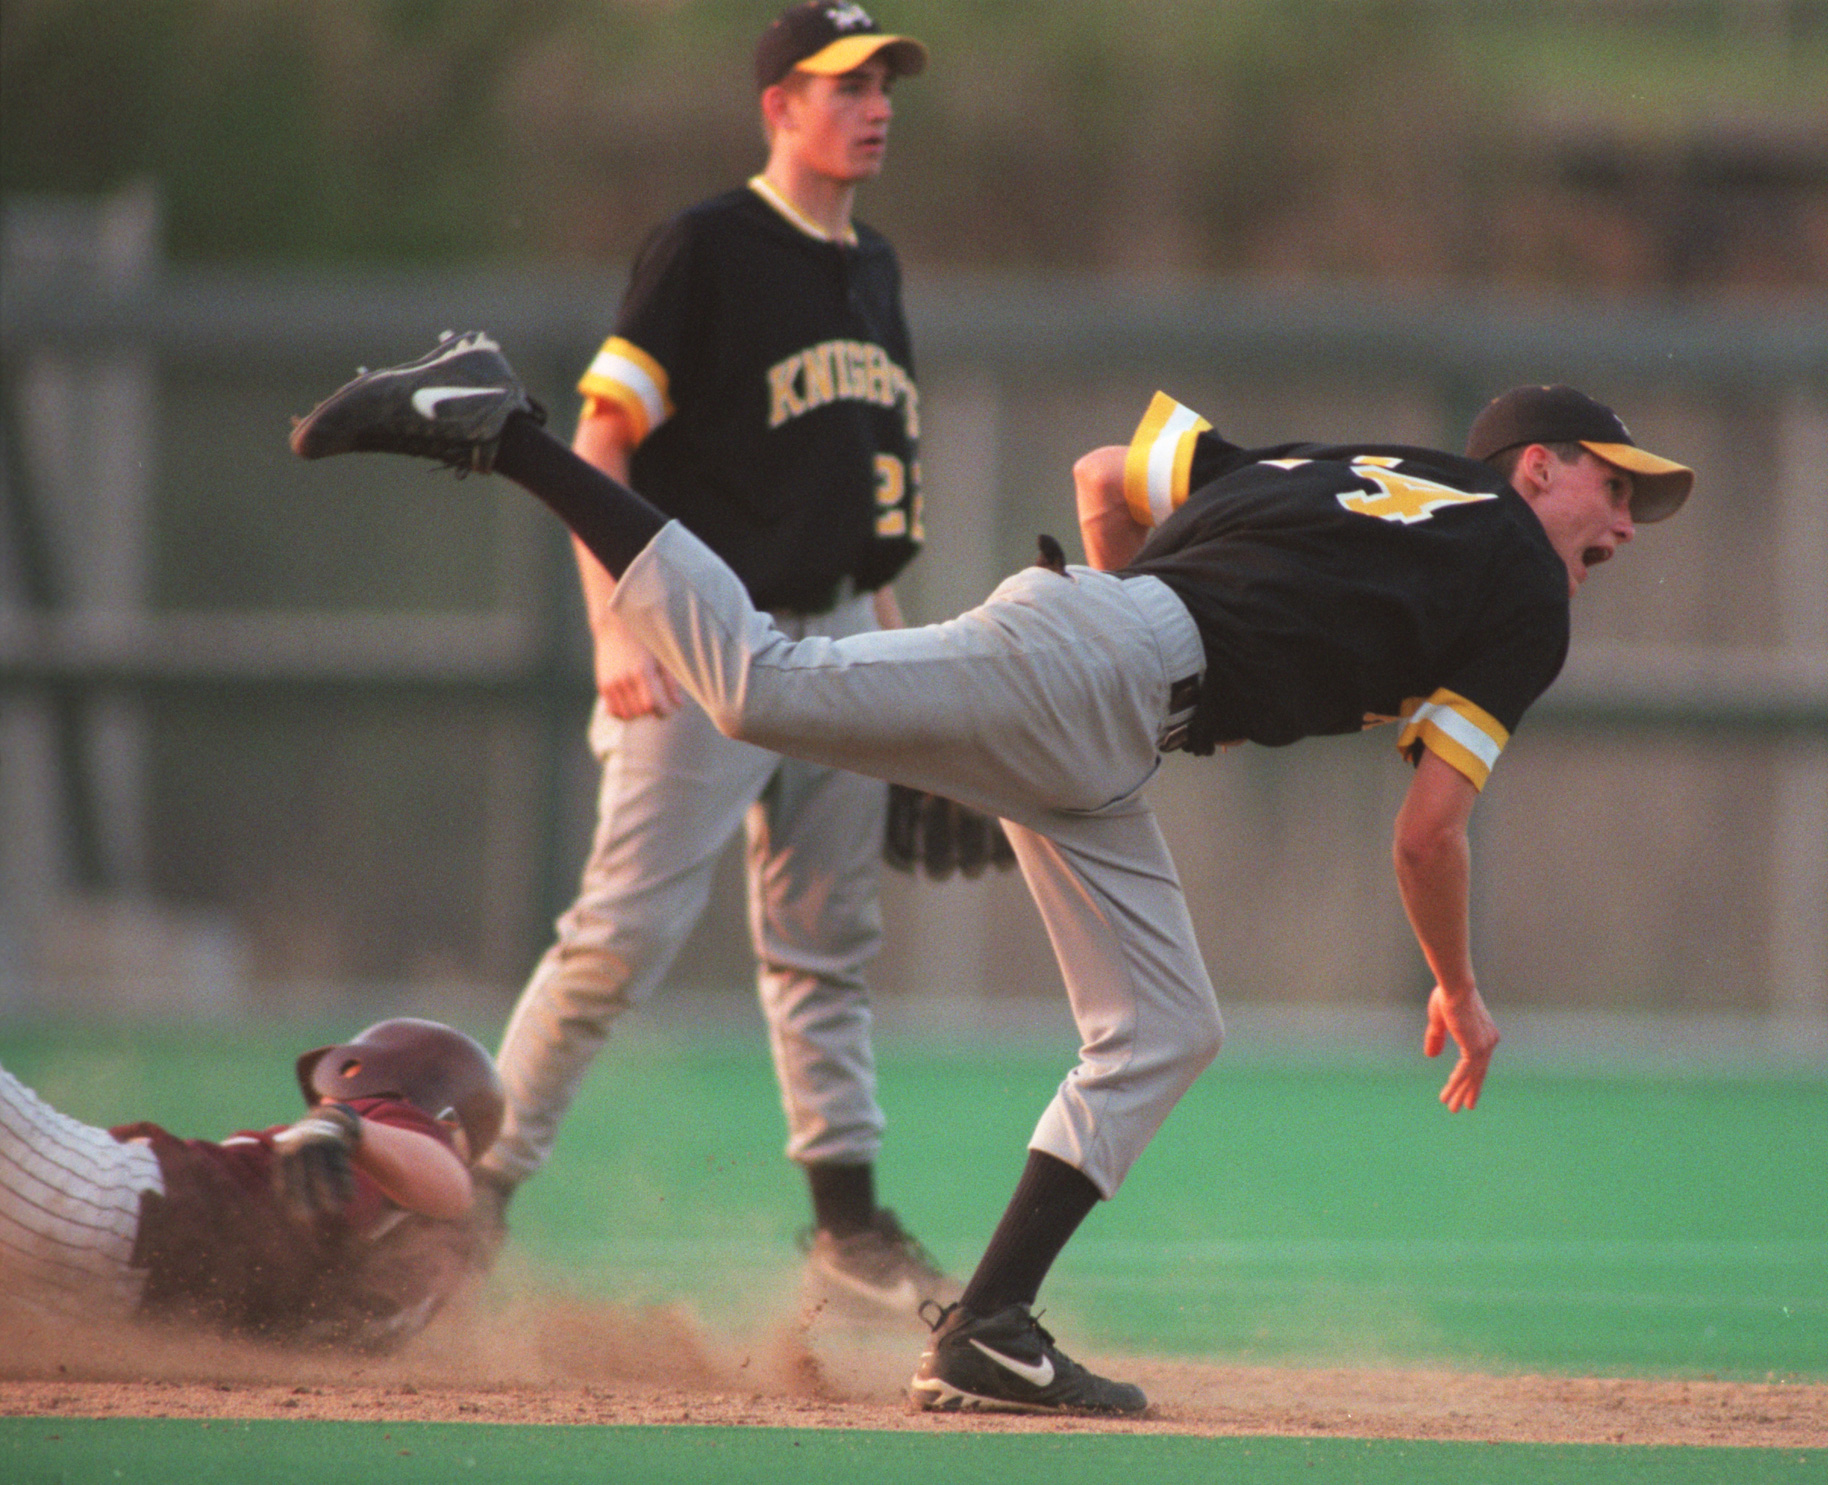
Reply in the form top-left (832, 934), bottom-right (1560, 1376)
top-left (473, 3), bottom-right (953, 1315)
top-left (1, 1018), bottom-right (503, 1350)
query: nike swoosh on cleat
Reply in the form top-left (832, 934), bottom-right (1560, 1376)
top-left (412, 386), bottom-right (504, 419)
top-left (968, 1338), bottom-right (1055, 1389)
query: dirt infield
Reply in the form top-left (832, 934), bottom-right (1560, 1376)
top-left (4, 1292), bottom-right (1823, 1448)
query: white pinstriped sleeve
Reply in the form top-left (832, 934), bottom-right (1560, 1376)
top-left (2, 1064), bottom-right (163, 1320)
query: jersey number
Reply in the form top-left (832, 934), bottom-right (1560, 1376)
top-left (1336, 457), bottom-right (1496, 525)
top-left (874, 453), bottom-right (923, 540)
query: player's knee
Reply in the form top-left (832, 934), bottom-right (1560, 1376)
top-left (689, 686), bottom-right (755, 743)
top-left (1182, 1002), bottom-right (1225, 1072)
top-left (529, 943), bottom-right (645, 1014)
top-left (706, 690), bottom-right (795, 754)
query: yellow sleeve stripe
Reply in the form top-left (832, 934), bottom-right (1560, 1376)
top-left (577, 336), bottom-right (671, 444)
top-left (1122, 391), bottom-right (1211, 530)
top-left (1396, 689), bottom-right (1510, 791)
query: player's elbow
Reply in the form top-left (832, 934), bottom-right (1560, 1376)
top-left (406, 1176), bottom-right (475, 1223)
top-left (1392, 820), bottom-right (1440, 872)
top-left (1392, 820), bottom-right (1433, 872)
top-left (1392, 815), bottom-right (1467, 888)
top-left (1072, 446), bottom-right (1126, 511)
top-left (1393, 760), bottom-right (1476, 873)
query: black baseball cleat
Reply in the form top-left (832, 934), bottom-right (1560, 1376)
top-left (802, 1208), bottom-right (960, 1319)
top-left (289, 330), bottom-right (544, 474)
top-left (908, 1301), bottom-right (1148, 1416)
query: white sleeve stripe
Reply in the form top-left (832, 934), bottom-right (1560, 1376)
top-left (1146, 403), bottom-right (1206, 527)
top-left (1409, 698), bottom-right (1503, 771)
top-left (586, 349), bottom-right (667, 433)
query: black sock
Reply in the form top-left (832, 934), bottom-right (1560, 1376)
top-left (806, 1162), bottom-right (877, 1237)
top-left (959, 1150), bottom-right (1101, 1316)
top-left (492, 412), bottom-right (665, 576)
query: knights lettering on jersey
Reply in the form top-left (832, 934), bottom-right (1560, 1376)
top-left (767, 338), bottom-right (919, 439)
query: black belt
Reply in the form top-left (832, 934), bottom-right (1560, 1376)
top-left (770, 574), bottom-right (862, 618)
top-left (1159, 673), bottom-right (1202, 753)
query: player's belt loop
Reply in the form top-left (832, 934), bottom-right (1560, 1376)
top-left (1119, 570), bottom-right (1205, 754)
top-left (1158, 674), bottom-right (1201, 754)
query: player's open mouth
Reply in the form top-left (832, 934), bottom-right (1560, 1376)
top-left (1582, 545), bottom-right (1613, 569)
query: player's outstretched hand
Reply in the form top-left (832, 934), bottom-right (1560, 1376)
top-left (272, 1101), bottom-right (363, 1217)
top-left (884, 784), bottom-right (1017, 880)
top-left (1423, 984), bottom-right (1499, 1112)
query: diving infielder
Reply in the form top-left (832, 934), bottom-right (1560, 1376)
top-left (290, 339), bottom-right (1693, 1412)
top-left (474, 3), bottom-right (951, 1312)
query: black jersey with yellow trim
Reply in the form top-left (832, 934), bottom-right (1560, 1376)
top-left (1119, 397), bottom-right (1568, 785)
top-left (576, 182), bottom-right (921, 612)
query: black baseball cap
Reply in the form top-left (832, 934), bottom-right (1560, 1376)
top-left (754, 2), bottom-right (928, 91)
top-left (1465, 384), bottom-right (1693, 523)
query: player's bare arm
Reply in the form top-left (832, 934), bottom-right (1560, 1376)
top-left (345, 1111), bottom-right (476, 1220)
top-left (1073, 444), bottom-right (1150, 571)
top-left (573, 407), bottom-right (683, 719)
top-left (1392, 750), bottom-right (1500, 1111)
top-left (872, 584), bottom-right (905, 630)
top-left (274, 1097), bottom-right (479, 1221)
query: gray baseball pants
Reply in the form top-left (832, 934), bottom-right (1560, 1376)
top-left (612, 522), bottom-right (1224, 1198)
top-left (485, 587), bottom-right (891, 1187)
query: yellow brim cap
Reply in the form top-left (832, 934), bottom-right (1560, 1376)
top-left (794, 34), bottom-right (927, 78)
top-left (1580, 441), bottom-right (1695, 524)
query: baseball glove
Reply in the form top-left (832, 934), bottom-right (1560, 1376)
top-left (272, 1101), bottom-right (362, 1218)
top-left (884, 784), bottom-right (1017, 880)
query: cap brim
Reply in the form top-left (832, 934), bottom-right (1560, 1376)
top-left (794, 34), bottom-right (927, 78)
top-left (1581, 441), bottom-right (1694, 523)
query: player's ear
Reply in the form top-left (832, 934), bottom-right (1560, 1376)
top-left (1513, 444), bottom-right (1554, 498)
top-left (761, 71), bottom-right (814, 140)
top-left (760, 79), bottom-right (795, 138)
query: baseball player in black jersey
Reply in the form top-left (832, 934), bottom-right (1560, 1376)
top-left (291, 350), bottom-right (1692, 1412)
top-left (472, 4), bottom-right (951, 1317)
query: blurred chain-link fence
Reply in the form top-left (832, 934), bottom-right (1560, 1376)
top-left (3, 190), bottom-right (1824, 1035)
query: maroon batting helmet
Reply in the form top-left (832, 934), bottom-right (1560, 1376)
top-left (295, 1018), bottom-right (505, 1160)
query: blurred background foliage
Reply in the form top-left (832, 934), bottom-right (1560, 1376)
top-left (4, 0), bottom-right (1825, 289)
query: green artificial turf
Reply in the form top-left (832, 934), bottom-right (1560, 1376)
top-left (500, 1035), bottom-right (1827, 1380)
top-left (2, 1020), bottom-right (1823, 1380)
top-left (3, 1418), bottom-right (1821, 1485)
